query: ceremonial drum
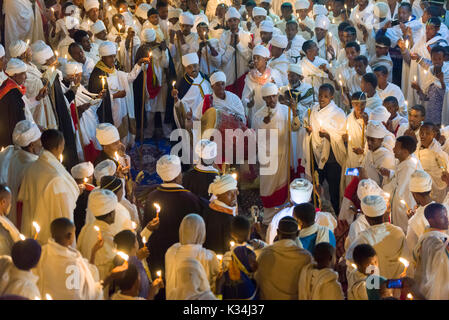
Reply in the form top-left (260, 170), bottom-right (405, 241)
top-left (201, 108), bottom-right (255, 163)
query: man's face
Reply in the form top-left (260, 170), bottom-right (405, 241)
top-left (149, 13), bottom-right (159, 25)
top-left (180, 23), bottom-right (193, 36)
top-left (383, 101), bottom-right (398, 119)
top-left (281, 7), bottom-right (293, 19)
top-left (253, 54), bottom-right (268, 70)
top-left (393, 141), bottom-right (406, 160)
top-left (246, 6), bottom-right (254, 19)
top-left (332, 0), bottom-right (343, 13)
top-left (374, 71), bottom-right (387, 86)
top-left (263, 94), bottom-right (278, 108)
top-left (297, 9), bottom-right (308, 19)
top-left (345, 47), bottom-right (359, 62)
top-left (367, 136), bottom-right (383, 151)
top-left (318, 88), bottom-right (333, 107)
top-left (187, 0), bottom-right (200, 12)
top-left (0, 192), bottom-right (11, 216)
top-left (343, 31), bottom-right (356, 44)
top-left (422, 10), bottom-right (431, 23)
top-left (375, 45), bottom-right (389, 57)
top-left (398, 7), bottom-right (411, 23)
top-left (270, 46), bottom-right (283, 58)
top-left (419, 126), bottom-right (435, 147)
top-left (12, 71), bottom-right (27, 85)
top-left (81, 35), bottom-right (92, 52)
top-left (315, 27), bottom-right (326, 41)
top-left (227, 17), bottom-right (240, 30)
top-left (96, 30), bottom-right (108, 40)
top-left (285, 23), bottom-right (298, 40)
top-left (352, 101), bottom-right (366, 117)
top-left (102, 55), bottom-right (116, 68)
top-left (409, 109), bottom-right (424, 130)
top-left (212, 81), bottom-right (226, 97)
top-left (216, 4), bottom-right (227, 17)
top-left (219, 189), bottom-right (239, 207)
top-left (306, 42), bottom-right (318, 57)
top-left (359, 255), bottom-right (379, 275)
top-left (70, 45), bottom-right (86, 63)
top-left (431, 51), bottom-right (445, 66)
top-left (354, 60), bottom-right (367, 76)
top-left (159, 6), bottom-right (168, 20)
top-left (357, 0), bottom-right (369, 11)
top-left (186, 63), bottom-right (199, 79)
top-left (254, 15), bottom-right (265, 26)
top-left (197, 25), bottom-right (209, 40)
top-left (426, 24), bottom-right (439, 41)
top-left (87, 8), bottom-right (100, 21)
top-left (288, 71), bottom-right (301, 86)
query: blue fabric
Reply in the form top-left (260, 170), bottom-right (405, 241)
top-left (366, 275), bottom-right (388, 300)
top-left (426, 83), bottom-right (445, 125)
top-left (299, 229), bottom-right (336, 254)
top-left (129, 256), bottom-right (150, 299)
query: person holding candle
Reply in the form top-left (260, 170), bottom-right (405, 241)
top-left (284, 20), bottom-right (306, 64)
top-left (91, 20), bottom-right (108, 48)
top-left (349, 0), bottom-right (374, 44)
top-left (268, 34), bottom-right (289, 86)
top-left (396, 104), bottom-right (426, 142)
top-left (294, 0), bottom-right (314, 41)
top-left (18, 129), bottom-right (80, 243)
top-left (369, 36), bottom-right (393, 83)
top-left (368, 106), bottom-right (397, 151)
top-left (347, 243), bottom-right (377, 300)
top-left (312, 15), bottom-right (338, 62)
top-left (196, 22), bottom-right (221, 77)
top-left (73, 29), bottom-right (100, 66)
top-left (375, 67), bottom-right (407, 118)
top-left (68, 42), bottom-right (96, 88)
top-left (383, 95), bottom-right (409, 136)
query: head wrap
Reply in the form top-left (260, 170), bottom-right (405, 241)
top-left (179, 214), bottom-right (206, 245)
top-left (270, 34), bottom-right (288, 49)
top-left (194, 16), bottom-right (209, 30)
top-left (261, 0), bottom-right (272, 3)
top-left (369, 106), bottom-right (391, 123)
top-left (195, 139), bottom-right (217, 160)
top-left (182, 52), bottom-right (199, 66)
top-left (290, 178), bottom-right (313, 204)
top-left (156, 154), bottom-right (182, 182)
top-left (31, 41), bottom-right (54, 65)
top-left (9, 40), bottom-right (28, 58)
top-left (208, 174), bottom-right (238, 196)
top-left (409, 170), bottom-right (432, 193)
top-left (366, 120), bottom-right (387, 139)
top-left (71, 162), bottom-right (94, 179)
top-left (253, 44), bottom-right (270, 58)
top-left (179, 12), bottom-right (194, 25)
top-left (12, 120), bottom-right (41, 147)
top-left (253, 7), bottom-right (267, 17)
top-left (261, 82), bottom-right (279, 97)
top-left (141, 28), bottom-right (156, 42)
top-left (65, 4), bottom-right (77, 15)
top-left (84, 0), bottom-right (100, 11)
top-left (357, 178), bottom-right (384, 201)
top-left (313, 4), bottom-right (328, 16)
top-left (260, 20), bottom-right (274, 32)
top-left (96, 123), bottom-right (120, 145)
top-left (210, 71), bottom-right (226, 85)
top-left (288, 63), bottom-right (303, 76)
top-left (225, 7), bottom-right (241, 20)
top-left (136, 3), bottom-right (151, 19)
top-left (91, 20), bottom-right (106, 34)
top-left (94, 159), bottom-right (117, 185)
top-left (278, 216), bottom-right (298, 234)
top-left (5, 58), bottom-right (27, 76)
top-left (361, 195), bottom-right (387, 218)
top-left (168, 8), bottom-right (182, 19)
top-left (295, 0), bottom-right (310, 10)
top-left (64, 61), bottom-right (83, 76)
top-left (88, 188), bottom-right (118, 217)
top-left (315, 14), bottom-right (330, 30)
top-left (99, 41), bottom-right (117, 57)
top-left (65, 16), bottom-right (80, 30)
top-left (374, 2), bottom-right (389, 19)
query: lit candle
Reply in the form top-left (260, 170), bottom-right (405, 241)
top-left (117, 24), bottom-right (122, 34)
top-left (230, 241), bottom-right (235, 248)
top-left (407, 293), bottom-right (413, 300)
top-left (231, 173), bottom-right (238, 180)
top-left (55, 50), bottom-right (59, 57)
top-left (116, 251), bottom-right (129, 262)
top-left (154, 203), bottom-right (161, 218)
top-left (32, 221), bottom-right (40, 240)
top-left (172, 80), bottom-right (176, 87)
top-left (26, 39), bottom-right (30, 46)
top-left (114, 151), bottom-right (119, 162)
top-left (19, 234), bottom-right (26, 240)
top-left (156, 270), bottom-right (162, 279)
top-left (101, 77), bottom-right (106, 90)
top-left (93, 225), bottom-right (102, 241)
top-left (404, 100), bottom-right (408, 109)
top-left (1, 147), bottom-right (4, 152)
top-left (384, 192), bottom-right (390, 199)
top-left (399, 257), bottom-right (409, 275)
top-left (131, 221), bottom-right (137, 230)
top-left (405, 39), bottom-right (409, 49)
top-left (64, 54), bottom-right (67, 59)
top-left (142, 236), bottom-right (147, 248)
top-left (351, 263), bottom-right (357, 269)
top-left (400, 199), bottom-right (410, 211)
top-left (59, 154), bottom-right (63, 163)
top-left (348, 135), bottom-right (351, 142)
top-left (45, 293), bottom-right (53, 300)
top-left (83, 177), bottom-right (88, 184)
top-left (413, 75), bottom-right (417, 82)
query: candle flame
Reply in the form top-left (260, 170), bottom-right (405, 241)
top-left (172, 80), bottom-right (176, 87)
top-left (45, 293), bottom-right (52, 300)
top-left (384, 192), bottom-right (390, 199)
top-left (154, 203), bottom-right (161, 212)
top-left (1, 147), bottom-right (4, 152)
top-left (400, 199), bottom-right (406, 205)
top-left (407, 293), bottom-right (413, 299)
top-left (404, 100), bottom-right (408, 106)
top-left (59, 154), bottom-right (63, 163)
top-left (405, 39), bottom-right (409, 48)
top-left (116, 251), bottom-right (129, 262)
top-left (348, 135), bottom-right (351, 141)
top-left (83, 177), bottom-right (88, 183)
top-left (26, 39), bottom-right (30, 46)
top-left (216, 254), bottom-right (223, 261)
top-left (65, 54), bottom-right (67, 59)
top-left (156, 270), bottom-right (162, 277)
top-left (55, 50), bottom-right (59, 57)
top-left (142, 236), bottom-right (147, 244)
top-left (94, 225), bottom-right (100, 232)
top-left (230, 241), bottom-right (235, 247)
top-left (114, 151), bottom-right (119, 161)
top-left (32, 221), bottom-right (40, 233)
top-left (231, 173), bottom-right (238, 180)
top-left (414, 75), bottom-right (417, 82)
top-left (399, 257), bottom-right (409, 268)
top-left (19, 234), bottom-right (26, 240)
top-left (117, 24), bottom-right (122, 31)
top-left (131, 221), bottom-right (137, 230)
top-left (351, 263), bottom-right (357, 269)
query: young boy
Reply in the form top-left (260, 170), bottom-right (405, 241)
top-left (298, 242), bottom-right (344, 300)
top-left (375, 65), bottom-right (406, 116)
top-left (284, 20), bottom-right (306, 64)
top-left (361, 72), bottom-right (383, 111)
top-left (382, 96), bottom-right (408, 137)
top-left (369, 35), bottom-right (393, 83)
top-left (347, 243), bottom-right (377, 300)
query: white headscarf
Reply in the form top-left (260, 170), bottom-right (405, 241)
top-left (12, 120), bottom-right (41, 147)
top-left (179, 214), bottom-right (206, 245)
top-left (208, 174), bottom-right (237, 196)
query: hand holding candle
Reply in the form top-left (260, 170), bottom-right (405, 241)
top-left (156, 270), bottom-right (162, 279)
top-left (32, 221), bottom-right (40, 240)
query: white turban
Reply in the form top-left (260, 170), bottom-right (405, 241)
top-left (96, 123), bottom-right (120, 145)
top-left (88, 188), bottom-right (117, 217)
top-left (141, 28), bottom-right (156, 42)
top-left (5, 58), bottom-right (27, 76)
top-left (295, 0), bottom-right (310, 10)
top-left (31, 41), bottom-right (54, 65)
top-left (409, 170), bottom-right (432, 193)
top-left (71, 162), bottom-right (95, 179)
top-left (361, 195), bottom-right (387, 218)
top-left (64, 61), bottom-right (83, 76)
top-left (136, 3), bottom-right (152, 19)
top-left (12, 120), bottom-right (41, 147)
top-left (168, 8), bottom-right (182, 19)
top-left (261, 82), bottom-right (278, 97)
top-left (195, 139), bottom-right (217, 160)
top-left (374, 2), bottom-right (389, 19)
top-left (156, 155), bottom-right (182, 182)
top-left (253, 7), bottom-right (267, 17)
top-left (179, 12), bottom-right (194, 25)
top-left (270, 34), bottom-right (288, 49)
top-left (208, 174), bottom-right (238, 196)
top-left (9, 40), bottom-right (27, 58)
top-left (225, 7), bottom-right (241, 20)
top-left (0, 45), bottom-right (4, 58)
top-left (91, 20), bottom-right (106, 34)
top-left (313, 4), bottom-right (328, 16)
top-left (99, 41), bottom-right (117, 57)
top-left (290, 178), bottom-right (313, 204)
top-left (260, 20), bottom-right (274, 32)
top-left (210, 71), bottom-right (226, 85)
top-left (369, 106), bottom-right (391, 123)
top-left (315, 14), bottom-right (330, 30)
top-left (194, 15), bottom-right (209, 30)
top-left (94, 160), bottom-right (117, 184)
top-left (182, 52), bottom-right (199, 66)
top-left (366, 120), bottom-right (387, 139)
top-left (84, 0), bottom-right (100, 11)
top-left (357, 178), bottom-right (383, 201)
top-left (253, 44), bottom-right (270, 58)
top-left (65, 4), bottom-right (77, 15)
top-left (288, 63), bottom-right (303, 76)
top-left (65, 16), bottom-right (80, 30)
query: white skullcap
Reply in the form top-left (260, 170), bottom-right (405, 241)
top-left (253, 44), bottom-right (270, 58)
top-left (94, 159), bottom-right (117, 184)
top-left (261, 82), bottom-right (278, 97)
top-left (313, 4), bottom-right (328, 16)
top-left (315, 14), bottom-right (330, 30)
top-left (208, 174), bottom-right (238, 196)
top-left (88, 188), bottom-right (117, 217)
top-left (9, 40), bottom-right (27, 58)
top-left (12, 120), bottom-right (41, 147)
top-left (64, 61), bottom-right (83, 75)
top-left (374, 2), bottom-right (389, 19)
top-left (168, 8), bottom-right (182, 19)
top-left (409, 170), bottom-right (432, 193)
top-left (253, 7), bottom-right (267, 17)
top-left (194, 15), bottom-right (209, 30)
top-left (366, 120), bottom-right (387, 139)
top-left (225, 7), bottom-right (241, 20)
top-left (0, 45), bottom-right (4, 58)
top-left (288, 63), bottom-right (303, 76)
top-left (210, 71), bottom-right (226, 85)
top-left (369, 106), bottom-right (391, 123)
top-left (71, 162), bottom-right (95, 179)
top-left (260, 20), bottom-right (274, 32)
top-left (84, 0), bottom-right (100, 11)
top-left (182, 52), bottom-right (199, 66)
top-left (65, 4), bottom-right (77, 15)
top-left (91, 20), bottom-right (106, 34)
top-left (361, 195), bottom-right (387, 218)
top-left (141, 28), bottom-right (156, 42)
top-left (96, 123), bottom-right (120, 145)
top-left (270, 34), bottom-right (288, 49)
top-left (179, 12), bottom-right (194, 25)
top-left (136, 3), bottom-right (152, 19)
top-left (156, 155), bottom-right (182, 182)
top-left (290, 178), bottom-right (313, 204)
top-left (195, 139), bottom-right (217, 160)
top-left (65, 16), bottom-right (80, 30)
top-left (31, 41), bottom-right (54, 65)
top-left (99, 41), bottom-right (117, 57)
top-left (357, 178), bottom-right (383, 201)
top-left (5, 58), bottom-right (27, 76)
top-left (295, 0), bottom-right (310, 10)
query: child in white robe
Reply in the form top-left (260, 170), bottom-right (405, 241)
top-left (347, 243), bottom-right (377, 300)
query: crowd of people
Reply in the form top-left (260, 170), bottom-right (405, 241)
top-left (0, 0), bottom-right (448, 301)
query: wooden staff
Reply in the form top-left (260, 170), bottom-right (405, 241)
top-left (287, 103), bottom-right (292, 200)
top-left (129, 34), bottom-right (134, 71)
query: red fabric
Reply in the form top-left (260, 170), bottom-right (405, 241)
top-left (260, 184), bottom-right (288, 208)
top-left (16, 201), bottom-right (23, 232)
top-left (85, 183), bottom-right (96, 192)
top-left (0, 79), bottom-right (26, 100)
top-left (394, 124), bottom-right (400, 137)
top-left (226, 72), bottom-right (248, 98)
top-left (146, 62), bottom-right (161, 99)
top-left (344, 176), bottom-right (361, 209)
top-left (201, 94), bottom-right (213, 114)
top-left (290, 158), bottom-right (306, 181)
top-left (69, 102), bottom-right (79, 129)
top-left (83, 141), bottom-right (100, 163)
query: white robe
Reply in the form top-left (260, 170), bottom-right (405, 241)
top-left (298, 263), bottom-right (344, 300)
top-left (377, 82), bottom-right (407, 116)
top-left (347, 268), bottom-right (368, 300)
top-left (406, 202), bottom-right (434, 259)
top-left (176, 73), bottom-right (212, 124)
top-left (0, 215), bottom-right (21, 255)
top-left (169, 32), bottom-right (199, 79)
top-left (0, 256), bottom-right (40, 300)
top-left (349, 3), bottom-right (375, 44)
top-left (268, 54), bottom-right (289, 87)
top-left (145, 47), bottom-right (169, 113)
top-left (285, 35), bottom-right (306, 64)
top-left (345, 111), bottom-right (366, 171)
top-left (199, 91), bottom-right (246, 124)
top-left (300, 56), bottom-right (329, 99)
top-left (363, 146), bottom-right (395, 188)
